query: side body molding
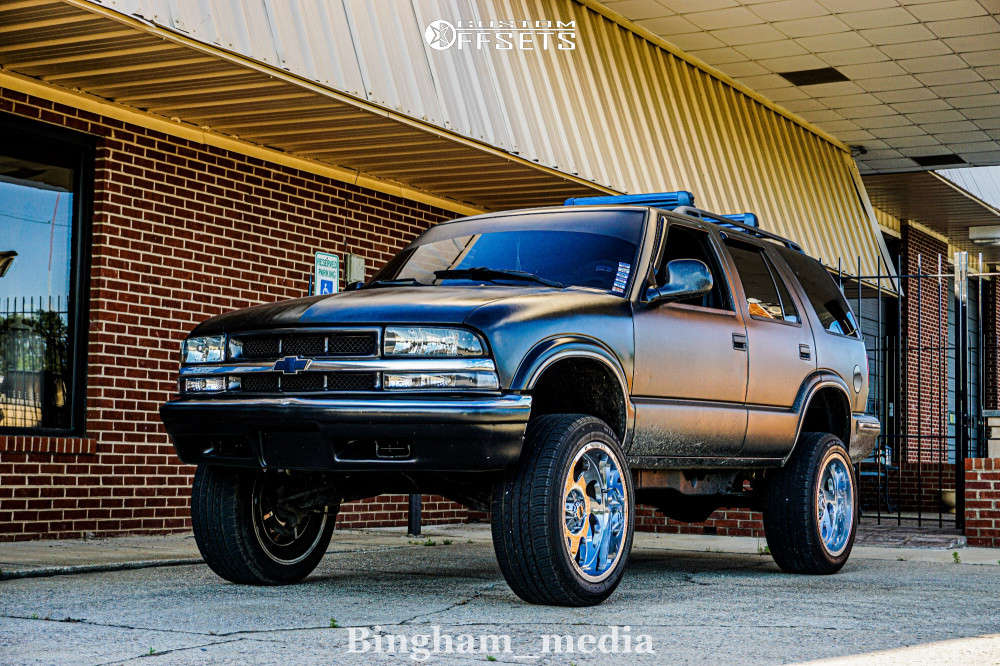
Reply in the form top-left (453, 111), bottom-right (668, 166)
top-left (512, 337), bottom-right (635, 449)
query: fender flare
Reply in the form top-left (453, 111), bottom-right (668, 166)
top-left (784, 372), bottom-right (853, 465)
top-left (512, 337), bottom-right (634, 446)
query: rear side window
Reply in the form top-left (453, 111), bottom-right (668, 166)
top-left (725, 241), bottom-right (800, 323)
top-left (779, 249), bottom-right (858, 337)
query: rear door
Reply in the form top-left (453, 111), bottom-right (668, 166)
top-left (632, 218), bottom-right (748, 458)
top-left (722, 239), bottom-right (816, 458)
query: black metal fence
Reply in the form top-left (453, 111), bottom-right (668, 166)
top-left (0, 295), bottom-right (71, 430)
top-left (839, 252), bottom-right (994, 531)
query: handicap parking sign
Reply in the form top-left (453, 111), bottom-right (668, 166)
top-left (313, 252), bottom-right (339, 296)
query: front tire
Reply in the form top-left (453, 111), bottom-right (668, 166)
top-left (764, 432), bottom-right (857, 574)
top-left (491, 414), bottom-right (634, 606)
top-left (191, 465), bottom-right (335, 585)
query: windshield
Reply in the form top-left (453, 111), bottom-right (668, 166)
top-left (371, 210), bottom-right (645, 295)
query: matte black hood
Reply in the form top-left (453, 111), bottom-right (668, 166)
top-left (189, 285), bottom-right (589, 335)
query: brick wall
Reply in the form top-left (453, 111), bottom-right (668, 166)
top-left (900, 223), bottom-right (951, 463)
top-left (964, 458), bottom-right (1000, 548)
top-left (858, 462), bottom-right (956, 514)
top-left (637, 506), bottom-right (763, 537)
top-left (0, 87), bottom-right (477, 540)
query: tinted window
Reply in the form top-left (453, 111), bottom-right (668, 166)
top-left (373, 210), bottom-right (643, 295)
top-left (780, 249), bottom-right (858, 336)
top-left (1, 118), bottom-right (89, 433)
top-left (726, 242), bottom-right (799, 323)
top-left (656, 223), bottom-right (732, 310)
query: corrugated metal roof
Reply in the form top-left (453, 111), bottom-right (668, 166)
top-left (1, 0), bottom-right (894, 277)
top-left (937, 167), bottom-right (1000, 213)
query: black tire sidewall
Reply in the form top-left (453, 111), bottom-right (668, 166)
top-left (192, 466), bottom-right (334, 585)
top-left (547, 418), bottom-right (635, 601)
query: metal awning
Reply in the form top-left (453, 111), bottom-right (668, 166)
top-left (863, 170), bottom-right (1000, 263)
top-left (0, 0), bottom-right (609, 212)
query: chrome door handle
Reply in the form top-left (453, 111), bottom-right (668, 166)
top-left (732, 332), bottom-right (747, 351)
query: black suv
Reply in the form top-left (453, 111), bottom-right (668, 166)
top-left (161, 191), bottom-right (879, 606)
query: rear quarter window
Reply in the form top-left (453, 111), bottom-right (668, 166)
top-left (779, 249), bottom-right (859, 337)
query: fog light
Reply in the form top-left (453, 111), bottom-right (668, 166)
top-left (185, 377), bottom-right (227, 392)
top-left (383, 371), bottom-right (499, 390)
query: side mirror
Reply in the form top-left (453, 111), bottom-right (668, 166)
top-left (346, 281), bottom-right (365, 291)
top-left (645, 258), bottom-right (713, 303)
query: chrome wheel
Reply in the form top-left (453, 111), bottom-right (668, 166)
top-left (816, 453), bottom-right (854, 557)
top-left (562, 441), bottom-right (629, 582)
top-left (251, 477), bottom-right (328, 565)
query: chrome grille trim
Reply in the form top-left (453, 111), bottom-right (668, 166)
top-left (180, 358), bottom-right (497, 376)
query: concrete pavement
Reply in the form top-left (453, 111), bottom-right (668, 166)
top-left (1, 524), bottom-right (999, 664)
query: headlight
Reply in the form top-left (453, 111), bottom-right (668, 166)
top-left (184, 377), bottom-right (227, 392)
top-left (383, 327), bottom-right (484, 357)
top-left (183, 335), bottom-right (226, 364)
top-left (383, 371), bottom-right (499, 390)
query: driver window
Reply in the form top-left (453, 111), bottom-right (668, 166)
top-left (655, 223), bottom-right (733, 310)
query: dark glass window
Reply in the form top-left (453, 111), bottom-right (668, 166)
top-left (373, 210), bottom-right (644, 295)
top-left (655, 223), bottom-right (732, 310)
top-left (0, 116), bottom-right (90, 433)
top-left (779, 248), bottom-right (858, 337)
top-left (726, 241), bottom-right (800, 323)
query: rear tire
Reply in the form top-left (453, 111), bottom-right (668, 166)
top-left (491, 414), bottom-right (634, 606)
top-left (764, 432), bottom-right (857, 574)
top-left (191, 465), bottom-right (335, 585)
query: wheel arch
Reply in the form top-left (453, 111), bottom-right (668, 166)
top-left (513, 339), bottom-right (633, 446)
top-left (784, 374), bottom-right (852, 465)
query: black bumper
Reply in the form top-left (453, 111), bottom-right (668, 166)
top-left (159, 394), bottom-right (531, 472)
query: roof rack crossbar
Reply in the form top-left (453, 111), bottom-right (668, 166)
top-left (672, 206), bottom-right (803, 253)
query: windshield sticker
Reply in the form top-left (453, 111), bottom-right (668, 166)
top-left (612, 262), bottom-right (630, 293)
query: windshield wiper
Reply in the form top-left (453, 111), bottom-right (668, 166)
top-left (434, 267), bottom-right (565, 288)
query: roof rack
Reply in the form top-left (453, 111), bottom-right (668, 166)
top-left (672, 206), bottom-right (803, 253)
top-left (563, 190), bottom-right (803, 253)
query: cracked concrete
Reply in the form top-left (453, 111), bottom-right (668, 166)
top-left (2, 525), bottom-right (999, 664)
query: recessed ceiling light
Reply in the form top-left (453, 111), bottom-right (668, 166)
top-left (969, 226), bottom-right (1000, 246)
top-left (778, 68), bottom-right (849, 86)
top-left (912, 154), bottom-right (965, 167)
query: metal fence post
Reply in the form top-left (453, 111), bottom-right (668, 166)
top-left (954, 252), bottom-right (969, 533)
top-left (407, 493), bottom-right (422, 537)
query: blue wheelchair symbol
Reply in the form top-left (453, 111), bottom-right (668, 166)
top-left (319, 279), bottom-right (335, 294)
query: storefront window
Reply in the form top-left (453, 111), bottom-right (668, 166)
top-left (0, 116), bottom-right (90, 434)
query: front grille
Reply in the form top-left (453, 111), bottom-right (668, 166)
top-left (235, 331), bottom-right (377, 360)
top-left (279, 373), bottom-right (326, 392)
top-left (238, 372), bottom-right (377, 393)
top-left (240, 374), bottom-right (279, 393)
top-left (281, 334), bottom-right (326, 357)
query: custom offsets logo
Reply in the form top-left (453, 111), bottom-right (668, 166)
top-left (424, 19), bottom-right (577, 51)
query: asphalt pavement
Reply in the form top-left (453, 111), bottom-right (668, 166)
top-left (1, 525), bottom-right (998, 664)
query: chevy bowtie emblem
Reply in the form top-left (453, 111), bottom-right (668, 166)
top-left (273, 355), bottom-right (312, 374)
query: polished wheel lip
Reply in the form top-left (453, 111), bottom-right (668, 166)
top-left (816, 452), bottom-right (854, 558)
top-left (251, 477), bottom-right (328, 566)
top-left (561, 440), bottom-right (629, 583)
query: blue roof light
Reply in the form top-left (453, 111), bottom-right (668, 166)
top-left (721, 213), bottom-right (758, 228)
top-left (564, 190), bottom-right (695, 209)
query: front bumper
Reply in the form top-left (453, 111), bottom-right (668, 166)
top-left (849, 413), bottom-right (881, 463)
top-left (160, 393), bottom-right (531, 472)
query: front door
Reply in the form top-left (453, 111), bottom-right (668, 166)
top-left (632, 221), bottom-right (748, 458)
